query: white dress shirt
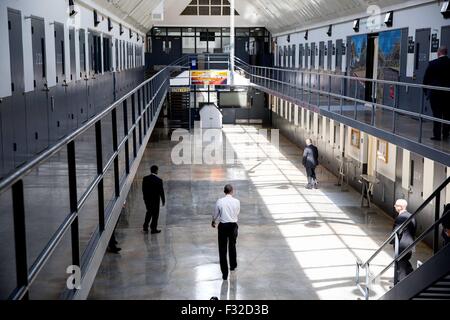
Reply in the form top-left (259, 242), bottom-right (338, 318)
top-left (213, 195), bottom-right (240, 223)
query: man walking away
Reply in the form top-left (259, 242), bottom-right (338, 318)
top-left (212, 184), bottom-right (240, 281)
top-left (423, 46), bottom-right (450, 141)
top-left (391, 199), bottom-right (416, 283)
top-left (142, 165), bottom-right (165, 234)
top-left (302, 138), bottom-right (319, 189)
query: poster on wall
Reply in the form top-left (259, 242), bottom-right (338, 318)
top-left (377, 139), bottom-right (389, 163)
top-left (348, 35), bottom-right (368, 101)
top-left (191, 70), bottom-right (229, 85)
top-left (351, 129), bottom-right (361, 149)
top-left (378, 29), bottom-right (402, 106)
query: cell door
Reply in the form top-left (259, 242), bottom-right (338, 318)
top-left (78, 29), bottom-right (88, 123)
top-left (52, 22), bottom-right (67, 140)
top-left (327, 40), bottom-right (333, 70)
top-left (305, 44), bottom-right (310, 69)
top-left (68, 27), bottom-right (77, 130)
top-left (6, 9), bottom-right (28, 167)
top-left (292, 45), bottom-right (296, 68)
top-left (299, 44), bottom-right (304, 69)
top-left (442, 25), bottom-right (450, 49)
top-left (283, 45), bottom-right (287, 67)
top-left (319, 41), bottom-right (325, 69)
top-left (310, 43), bottom-right (316, 69)
top-left (167, 36), bottom-right (182, 63)
top-left (115, 39), bottom-right (119, 70)
top-left (408, 153), bottom-right (424, 213)
top-left (236, 37), bottom-right (250, 64)
top-left (336, 39), bottom-right (343, 72)
top-left (79, 29), bottom-right (87, 78)
top-left (29, 17), bottom-right (49, 154)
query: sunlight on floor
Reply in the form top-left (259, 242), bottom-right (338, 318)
top-left (222, 125), bottom-right (394, 299)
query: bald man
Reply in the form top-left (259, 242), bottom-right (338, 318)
top-left (391, 199), bottom-right (417, 283)
top-left (423, 46), bottom-right (450, 141)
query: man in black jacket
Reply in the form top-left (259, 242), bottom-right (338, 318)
top-left (302, 139), bottom-right (319, 189)
top-left (423, 46), bottom-right (450, 141)
top-left (142, 165), bottom-right (165, 234)
top-left (392, 199), bottom-right (416, 283)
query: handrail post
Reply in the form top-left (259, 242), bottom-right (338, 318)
top-left (123, 99), bottom-right (130, 174)
top-left (434, 192), bottom-right (441, 254)
top-left (393, 233), bottom-right (400, 285)
top-left (12, 180), bottom-right (29, 300)
top-left (419, 89), bottom-right (425, 143)
top-left (67, 141), bottom-right (80, 271)
top-left (95, 121), bottom-right (105, 232)
top-left (111, 108), bottom-right (120, 197)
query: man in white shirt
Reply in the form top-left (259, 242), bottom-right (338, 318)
top-left (212, 184), bottom-right (240, 281)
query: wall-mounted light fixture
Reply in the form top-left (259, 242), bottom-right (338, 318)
top-left (304, 30), bottom-right (308, 41)
top-left (108, 17), bottom-right (113, 31)
top-left (353, 19), bottom-right (360, 32)
top-left (129, 29), bottom-right (133, 39)
top-left (441, 1), bottom-right (450, 18)
top-left (287, 34), bottom-right (290, 43)
top-left (327, 25), bottom-right (332, 37)
top-left (384, 11), bottom-right (393, 27)
top-left (94, 10), bottom-right (100, 27)
top-left (119, 24), bottom-right (124, 35)
top-left (69, 0), bottom-right (77, 17)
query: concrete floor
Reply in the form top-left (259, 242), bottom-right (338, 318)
top-left (88, 124), bottom-right (432, 300)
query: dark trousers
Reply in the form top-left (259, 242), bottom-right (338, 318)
top-left (305, 166), bottom-right (317, 185)
top-left (430, 96), bottom-right (450, 138)
top-left (143, 203), bottom-right (160, 231)
top-left (218, 223), bottom-right (238, 279)
top-left (396, 252), bottom-right (413, 283)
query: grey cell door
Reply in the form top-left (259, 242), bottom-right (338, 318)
top-left (319, 41), bottom-right (325, 69)
top-left (414, 28), bottom-right (431, 114)
top-left (441, 25), bottom-right (450, 53)
top-left (327, 40), bottom-right (333, 70)
top-left (52, 22), bottom-right (67, 140)
top-left (29, 16), bottom-right (49, 154)
top-left (78, 29), bottom-right (88, 124)
top-left (408, 153), bottom-right (424, 212)
top-left (115, 39), bottom-right (119, 70)
top-left (299, 44), bottom-right (304, 69)
top-left (305, 44), bottom-right (310, 69)
top-left (292, 44), bottom-right (296, 68)
top-left (336, 39), bottom-right (343, 71)
top-left (310, 43), bottom-right (316, 68)
top-left (68, 27), bottom-right (77, 130)
top-left (5, 9), bottom-right (28, 168)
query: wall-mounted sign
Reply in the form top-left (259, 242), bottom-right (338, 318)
top-left (171, 87), bottom-right (190, 93)
top-left (408, 36), bottom-right (415, 54)
top-left (431, 33), bottom-right (440, 53)
top-left (191, 70), bottom-right (229, 85)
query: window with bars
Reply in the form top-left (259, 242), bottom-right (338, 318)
top-left (181, 0), bottom-right (239, 16)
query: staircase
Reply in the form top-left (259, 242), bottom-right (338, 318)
top-left (168, 92), bottom-right (190, 131)
top-left (355, 176), bottom-right (450, 300)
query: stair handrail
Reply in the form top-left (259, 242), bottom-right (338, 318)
top-left (356, 175), bottom-right (450, 299)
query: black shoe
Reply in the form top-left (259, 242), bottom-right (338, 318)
top-left (151, 229), bottom-right (161, 234)
top-left (222, 275), bottom-right (228, 280)
top-left (305, 185), bottom-right (312, 189)
top-left (430, 136), bottom-right (441, 141)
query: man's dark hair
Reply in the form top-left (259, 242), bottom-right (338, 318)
top-left (224, 184), bottom-right (233, 194)
top-left (151, 165), bottom-right (158, 174)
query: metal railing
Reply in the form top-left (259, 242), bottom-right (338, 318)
top-left (233, 56), bottom-right (450, 162)
top-left (355, 176), bottom-right (450, 300)
top-left (0, 56), bottom-right (187, 300)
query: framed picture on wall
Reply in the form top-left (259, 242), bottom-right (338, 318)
top-left (377, 139), bottom-right (389, 163)
top-left (350, 129), bottom-right (360, 149)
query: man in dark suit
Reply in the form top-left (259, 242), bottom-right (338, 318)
top-left (392, 199), bottom-right (416, 283)
top-left (423, 46), bottom-right (450, 141)
top-left (142, 165), bottom-right (165, 234)
top-left (302, 138), bottom-right (319, 189)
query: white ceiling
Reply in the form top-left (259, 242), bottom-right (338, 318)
top-left (91, 0), bottom-right (417, 34)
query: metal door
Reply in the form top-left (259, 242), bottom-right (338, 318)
top-left (68, 27), bottom-right (77, 130)
top-left (28, 16), bottom-right (49, 154)
top-left (299, 44), bottom-right (304, 69)
top-left (327, 40), bottom-right (333, 70)
top-left (442, 25), bottom-right (450, 49)
top-left (51, 22), bottom-right (67, 140)
top-left (319, 41), bottom-right (325, 69)
top-left (310, 43), bottom-right (316, 68)
top-left (305, 44), bottom-right (310, 69)
top-left (411, 28), bottom-right (431, 114)
top-left (7, 9), bottom-right (28, 167)
top-left (408, 153), bottom-right (424, 211)
top-left (235, 37), bottom-right (249, 64)
top-left (336, 39), bottom-right (343, 71)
